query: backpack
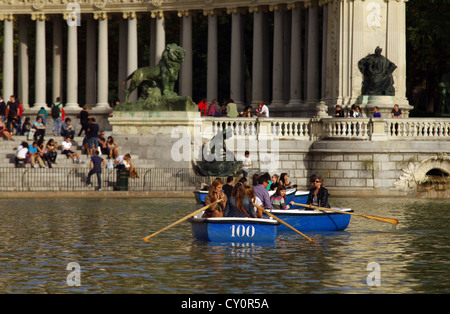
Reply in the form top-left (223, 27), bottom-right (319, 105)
top-left (51, 103), bottom-right (61, 119)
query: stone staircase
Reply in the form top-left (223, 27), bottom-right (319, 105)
top-left (1, 132), bottom-right (155, 169)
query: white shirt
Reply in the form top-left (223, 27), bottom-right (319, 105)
top-left (253, 196), bottom-right (263, 215)
top-left (116, 155), bottom-right (124, 163)
top-left (62, 140), bottom-right (72, 151)
top-left (258, 104), bottom-right (269, 117)
top-left (241, 156), bottom-right (252, 170)
top-left (16, 145), bottom-right (28, 158)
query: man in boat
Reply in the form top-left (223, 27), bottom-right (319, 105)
top-left (222, 176), bottom-right (234, 199)
top-left (253, 173), bottom-right (273, 210)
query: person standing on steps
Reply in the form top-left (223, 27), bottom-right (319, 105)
top-left (77, 105), bottom-right (90, 136)
top-left (86, 150), bottom-right (106, 191)
top-left (51, 97), bottom-right (64, 136)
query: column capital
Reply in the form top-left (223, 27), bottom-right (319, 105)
top-left (249, 6), bottom-right (268, 13)
top-left (150, 10), bottom-right (164, 19)
top-left (305, 0), bottom-right (320, 8)
top-left (0, 14), bottom-right (14, 21)
top-left (31, 13), bottom-right (47, 21)
top-left (287, 2), bottom-right (305, 10)
top-left (93, 12), bottom-right (108, 20)
top-left (226, 7), bottom-right (247, 15)
top-left (177, 10), bottom-right (192, 17)
top-left (269, 4), bottom-right (287, 12)
top-left (203, 8), bottom-right (222, 16)
top-left (122, 11), bottom-right (137, 20)
top-left (63, 12), bottom-right (80, 22)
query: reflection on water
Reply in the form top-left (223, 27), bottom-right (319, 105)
top-left (0, 197), bottom-right (448, 293)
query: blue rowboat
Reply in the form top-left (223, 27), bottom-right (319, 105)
top-left (267, 208), bottom-right (352, 232)
top-left (290, 191), bottom-right (309, 209)
top-left (189, 214), bottom-right (280, 242)
top-left (193, 190), bottom-right (208, 205)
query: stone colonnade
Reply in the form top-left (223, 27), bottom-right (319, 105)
top-left (0, 0), bottom-right (409, 117)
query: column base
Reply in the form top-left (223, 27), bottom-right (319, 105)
top-left (93, 103), bottom-right (113, 112)
top-left (65, 103), bottom-right (80, 111)
top-left (32, 103), bottom-right (49, 110)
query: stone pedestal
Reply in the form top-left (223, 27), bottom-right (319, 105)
top-left (109, 111), bottom-right (200, 135)
top-left (109, 111), bottom-right (201, 168)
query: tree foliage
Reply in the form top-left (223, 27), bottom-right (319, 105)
top-left (406, 0), bottom-right (450, 114)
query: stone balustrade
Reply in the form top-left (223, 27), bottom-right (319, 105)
top-left (201, 117), bottom-right (450, 142)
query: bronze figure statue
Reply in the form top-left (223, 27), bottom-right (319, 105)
top-left (193, 129), bottom-right (243, 177)
top-left (358, 46), bottom-right (397, 96)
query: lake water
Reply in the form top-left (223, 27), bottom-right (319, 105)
top-left (0, 197), bottom-right (448, 294)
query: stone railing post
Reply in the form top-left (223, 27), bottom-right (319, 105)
top-left (257, 118), bottom-right (279, 173)
top-left (310, 118), bottom-right (324, 141)
top-left (370, 118), bottom-right (388, 141)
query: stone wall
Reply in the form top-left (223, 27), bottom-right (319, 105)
top-left (108, 114), bottom-right (450, 197)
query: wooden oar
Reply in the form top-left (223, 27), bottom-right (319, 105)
top-left (142, 198), bottom-right (224, 242)
top-left (253, 203), bottom-right (315, 243)
top-left (294, 203), bottom-right (399, 225)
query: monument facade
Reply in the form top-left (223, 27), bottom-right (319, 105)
top-left (0, 0), bottom-right (411, 118)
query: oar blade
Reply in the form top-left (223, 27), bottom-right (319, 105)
top-left (364, 214), bottom-right (398, 225)
top-left (142, 198), bottom-right (224, 242)
top-left (294, 203), bottom-right (399, 225)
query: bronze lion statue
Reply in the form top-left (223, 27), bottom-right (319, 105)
top-left (122, 43), bottom-right (186, 103)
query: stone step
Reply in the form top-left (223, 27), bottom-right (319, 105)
top-left (1, 135), bottom-right (155, 168)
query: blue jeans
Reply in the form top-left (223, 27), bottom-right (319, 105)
top-left (87, 170), bottom-right (102, 189)
top-left (53, 117), bottom-right (62, 135)
top-left (88, 137), bottom-right (99, 150)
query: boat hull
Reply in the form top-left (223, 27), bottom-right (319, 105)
top-left (189, 216), bottom-right (279, 242)
top-left (193, 190), bottom-right (208, 205)
top-left (268, 208), bottom-right (352, 232)
top-left (290, 191), bottom-right (309, 209)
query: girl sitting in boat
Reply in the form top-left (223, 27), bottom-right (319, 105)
top-left (270, 185), bottom-right (295, 210)
top-left (224, 183), bottom-right (255, 218)
top-left (202, 179), bottom-right (227, 218)
top-left (279, 173), bottom-right (293, 189)
top-left (306, 176), bottom-right (330, 208)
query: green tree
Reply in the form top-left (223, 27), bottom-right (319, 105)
top-left (406, 0), bottom-right (450, 115)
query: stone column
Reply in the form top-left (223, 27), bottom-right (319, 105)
top-left (229, 8), bottom-right (245, 105)
top-left (118, 18), bottom-right (127, 102)
top-left (205, 10), bottom-right (218, 102)
top-left (18, 16), bottom-right (29, 109)
top-left (3, 15), bottom-right (14, 101)
top-left (125, 12), bottom-right (138, 102)
top-left (321, 4), bottom-right (328, 101)
top-left (65, 15), bottom-right (79, 109)
top-left (85, 16), bottom-right (96, 107)
top-left (179, 11), bottom-right (193, 98)
top-left (250, 7), bottom-right (265, 106)
top-left (386, 0), bottom-right (410, 113)
top-left (95, 12), bottom-right (109, 110)
top-left (152, 11), bottom-right (166, 65)
top-left (288, 5), bottom-right (302, 107)
top-left (305, 4), bottom-right (320, 105)
top-left (270, 5), bottom-right (285, 107)
top-left (33, 14), bottom-right (47, 108)
top-left (52, 16), bottom-right (63, 104)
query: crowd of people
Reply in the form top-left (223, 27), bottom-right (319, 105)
top-left (201, 171), bottom-right (330, 219)
top-left (4, 97), bottom-right (139, 187)
top-left (197, 97), bottom-right (405, 120)
top-left (197, 98), bottom-right (270, 118)
top-left (335, 104), bottom-right (403, 118)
